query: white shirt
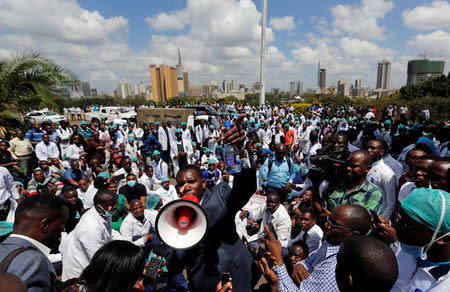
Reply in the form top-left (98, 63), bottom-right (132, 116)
top-left (182, 129), bottom-right (191, 141)
top-left (35, 141), bottom-right (60, 161)
top-left (258, 128), bottom-right (272, 148)
top-left (157, 127), bottom-right (173, 151)
top-left (155, 185), bottom-right (179, 206)
top-left (138, 173), bottom-right (161, 195)
top-left (250, 205), bottom-right (292, 248)
top-left (201, 154), bottom-right (218, 165)
top-left (60, 208), bottom-right (121, 280)
top-left (10, 234), bottom-right (51, 257)
top-left (56, 127), bottom-right (72, 143)
top-left (398, 182), bottom-right (416, 202)
top-left (65, 144), bottom-right (84, 162)
top-left (383, 154), bottom-right (404, 181)
top-left (152, 160), bottom-right (168, 180)
top-left (120, 210), bottom-right (153, 247)
top-left (288, 224), bottom-right (324, 254)
top-left (367, 158), bottom-right (397, 218)
top-left (0, 167), bottom-right (20, 205)
top-left (392, 245), bottom-right (450, 292)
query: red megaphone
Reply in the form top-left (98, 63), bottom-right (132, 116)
top-left (177, 194), bottom-right (199, 229)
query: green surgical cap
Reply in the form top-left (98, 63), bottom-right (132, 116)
top-left (181, 122), bottom-right (187, 126)
top-left (146, 194), bottom-right (161, 210)
top-left (98, 171), bottom-right (110, 179)
top-left (401, 188), bottom-right (450, 233)
top-left (384, 120), bottom-right (392, 125)
top-left (153, 150), bottom-right (161, 156)
top-left (208, 159), bottom-right (216, 164)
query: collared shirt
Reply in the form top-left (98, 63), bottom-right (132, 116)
top-left (155, 185), bottom-right (179, 206)
top-left (367, 158), bottom-right (397, 218)
top-left (8, 137), bottom-right (32, 157)
top-left (273, 241), bottom-right (340, 292)
top-left (120, 209), bottom-right (153, 247)
top-left (35, 141), bottom-right (60, 161)
top-left (322, 180), bottom-right (383, 215)
top-left (65, 144), bottom-right (84, 162)
top-left (25, 128), bottom-right (44, 144)
top-left (138, 173), bottom-right (160, 195)
top-left (9, 234), bottom-right (51, 257)
top-left (152, 160), bottom-right (168, 180)
top-left (383, 154), bottom-right (404, 181)
top-left (0, 167), bottom-right (20, 205)
top-left (259, 156), bottom-right (296, 188)
top-left (288, 224), bottom-right (324, 253)
top-left (250, 204), bottom-right (292, 247)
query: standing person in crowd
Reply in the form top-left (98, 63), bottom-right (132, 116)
top-left (152, 150), bottom-right (168, 181)
top-left (259, 143), bottom-right (295, 201)
top-left (366, 140), bottom-right (398, 218)
top-left (0, 195), bottom-right (68, 292)
top-left (8, 130), bottom-right (33, 176)
top-left (0, 166), bottom-right (21, 220)
top-left (157, 121), bottom-right (173, 163)
top-left (170, 129), bottom-right (193, 177)
top-left (56, 120), bottom-right (72, 158)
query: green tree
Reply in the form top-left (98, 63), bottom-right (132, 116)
top-left (0, 51), bottom-right (72, 129)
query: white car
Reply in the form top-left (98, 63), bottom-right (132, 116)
top-left (26, 110), bottom-right (65, 124)
top-left (84, 107), bottom-right (137, 124)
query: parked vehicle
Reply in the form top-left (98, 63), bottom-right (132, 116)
top-left (84, 107), bottom-right (137, 124)
top-left (26, 110), bottom-right (65, 124)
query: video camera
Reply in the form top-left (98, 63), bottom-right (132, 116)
top-left (309, 144), bottom-right (350, 184)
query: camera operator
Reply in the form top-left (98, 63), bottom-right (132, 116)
top-left (312, 150), bottom-right (384, 216)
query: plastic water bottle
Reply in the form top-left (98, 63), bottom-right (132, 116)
top-left (223, 144), bottom-right (241, 174)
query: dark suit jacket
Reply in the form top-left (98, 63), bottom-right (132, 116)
top-left (184, 168), bottom-right (257, 292)
top-left (0, 236), bottom-right (57, 292)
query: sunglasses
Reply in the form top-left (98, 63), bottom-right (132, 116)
top-left (327, 216), bottom-right (355, 231)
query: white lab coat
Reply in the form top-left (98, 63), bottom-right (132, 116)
top-left (138, 173), bottom-right (160, 195)
top-left (367, 158), bottom-right (397, 218)
top-left (392, 245), bottom-right (450, 292)
top-left (120, 210), bottom-right (153, 247)
top-left (155, 185), bottom-right (179, 206)
top-left (250, 205), bottom-right (292, 248)
top-left (170, 139), bottom-right (193, 176)
top-left (35, 141), bottom-right (60, 161)
top-left (65, 144), bottom-right (84, 163)
top-left (60, 208), bottom-right (121, 280)
top-left (157, 127), bottom-right (173, 151)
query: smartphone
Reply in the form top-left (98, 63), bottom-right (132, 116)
top-left (370, 210), bottom-right (381, 225)
top-left (265, 222), bottom-right (278, 240)
top-left (221, 272), bottom-right (230, 285)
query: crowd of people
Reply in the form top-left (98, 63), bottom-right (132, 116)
top-left (0, 101), bottom-right (448, 292)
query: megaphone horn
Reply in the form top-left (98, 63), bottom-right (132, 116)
top-left (155, 194), bottom-right (208, 250)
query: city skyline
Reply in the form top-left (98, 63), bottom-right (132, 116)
top-left (0, 0), bottom-right (449, 94)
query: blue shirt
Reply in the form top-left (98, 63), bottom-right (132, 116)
top-left (273, 241), bottom-right (340, 292)
top-left (78, 128), bottom-right (93, 139)
top-left (259, 156), bottom-right (296, 188)
top-left (142, 133), bottom-right (162, 154)
top-left (25, 128), bottom-right (44, 144)
top-left (63, 168), bottom-right (85, 184)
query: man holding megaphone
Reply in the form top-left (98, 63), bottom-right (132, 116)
top-left (157, 114), bottom-right (256, 292)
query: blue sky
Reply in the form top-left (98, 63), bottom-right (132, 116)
top-left (0, 0), bottom-right (449, 93)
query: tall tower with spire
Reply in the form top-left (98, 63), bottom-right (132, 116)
top-left (175, 48), bottom-right (189, 96)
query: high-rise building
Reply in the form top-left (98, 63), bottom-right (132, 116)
top-left (90, 88), bottom-right (98, 97)
top-left (296, 80), bottom-right (303, 95)
top-left (355, 77), bottom-right (362, 88)
top-left (65, 80), bottom-right (92, 98)
top-left (407, 59), bottom-right (445, 85)
top-left (223, 80), bottom-right (233, 93)
top-left (317, 62), bottom-right (326, 90)
top-left (376, 60), bottom-right (391, 89)
top-left (150, 64), bottom-right (178, 102)
top-left (81, 81), bottom-right (91, 97)
top-left (289, 82), bottom-right (296, 95)
top-left (338, 78), bottom-right (351, 97)
top-left (238, 83), bottom-right (246, 92)
top-left (271, 88), bottom-right (280, 95)
top-left (117, 81), bottom-right (132, 99)
top-left (135, 81), bottom-right (146, 96)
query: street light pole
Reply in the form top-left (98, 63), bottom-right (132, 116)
top-left (259, 0), bottom-right (267, 107)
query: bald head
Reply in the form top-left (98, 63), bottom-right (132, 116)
top-left (336, 204), bottom-right (372, 235)
top-left (351, 150), bottom-right (372, 167)
top-left (93, 189), bottom-right (116, 205)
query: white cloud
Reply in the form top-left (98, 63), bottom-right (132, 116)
top-left (406, 30), bottom-right (450, 57)
top-left (145, 10), bottom-right (189, 31)
top-left (269, 16), bottom-right (296, 31)
top-left (403, 1), bottom-right (450, 30)
top-left (331, 0), bottom-right (394, 40)
top-left (339, 37), bottom-right (396, 57)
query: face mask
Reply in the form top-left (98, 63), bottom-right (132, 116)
top-left (98, 205), bottom-right (114, 218)
top-left (127, 180), bottom-right (136, 188)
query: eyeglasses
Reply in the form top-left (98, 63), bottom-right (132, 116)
top-left (327, 216), bottom-right (355, 231)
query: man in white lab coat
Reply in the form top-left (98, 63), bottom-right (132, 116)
top-left (120, 199), bottom-right (154, 247)
top-left (155, 176), bottom-right (179, 206)
top-left (170, 129), bottom-right (193, 177)
top-left (60, 189), bottom-right (121, 281)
